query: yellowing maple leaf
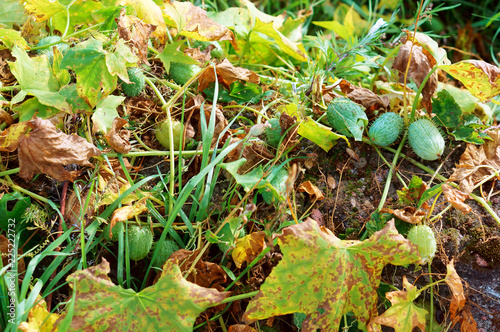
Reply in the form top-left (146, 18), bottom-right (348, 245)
top-left (58, 258), bottom-right (230, 331)
top-left (243, 218), bottom-right (421, 331)
top-left (117, 0), bottom-right (166, 43)
top-left (369, 276), bottom-right (427, 332)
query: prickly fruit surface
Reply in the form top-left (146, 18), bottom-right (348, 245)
top-left (169, 63), bottom-right (201, 85)
top-left (151, 240), bottom-right (180, 268)
top-left (408, 119), bottom-right (445, 161)
top-left (407, 225), bottom-right (436, 264)
top-left (127, 225), bottom-right (153, 261)
top-left (368, 112), bottom-right (404, 147)
top-left (121, 67), bottom-right (145, 97)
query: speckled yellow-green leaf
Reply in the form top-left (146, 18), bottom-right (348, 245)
top-left (243, 218), bottom-right (421, 331)
top-left (61, 258), bottom-right (230, 331)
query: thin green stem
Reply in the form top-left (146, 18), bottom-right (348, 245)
top-left (377, 131), bottom-right (408, 211)
top-left (0, 168), bottom-right (20, 177)
top-left (0, 179), bottom-right (49, 203)
top-left (102, 148), bottom-right (221, 158)
top-left (219, 291), bottom-right (259, 305)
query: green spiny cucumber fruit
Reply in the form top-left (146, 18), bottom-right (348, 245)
top-left (156, 119), bottom-right (184, 149)
top-left (368, 112), bottom-right (404, 147)
top-left (407, 224), bottom-right (436, 264)
top-left (408, 119), bottom-right (445, 161)
top-left (262, 166), bottom-right (288, 204)
top-left (169, 63), bottom-right (201, 85)
top-left (151, 240), bottom-right (180, 268)
top-left (120, 67), bottom-right (145, 97)
top-left (103, 222), bottom-right (124, 242)
top-left (217, 223), bottom-right (246, 254)
top-left (36, 36), bottom-right (69, 63)
top-left (127, 225), bottom-right (153, 261)
top-left (326, 97), bottom-right (368, 140)
top-left (264, 118), bottom-right (282, 147)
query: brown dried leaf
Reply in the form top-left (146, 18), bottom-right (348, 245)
top-left (327, 175), bottom-right (337, 190)
top-left (198, 59), bottom-right (259, 92)
top-left (445, 259), bottom-right (466, 322)
top-left (232, 232), bottom-right (267, 269)
top-left (109, 197), bottom-right (148, 232)
top-left (18, 118), bottom-right (101, 182)
top-left (381, 207), bottom-right (425, 224)
top-left (338, 79), bottom-right (389, 117)
top-left (0, 234), bottom-right (25, 274)
top-left (168, 249), bottom-right (227, 288)
top-left (105, 118), bottom-right (131, 154)
top-left (460, 306), bottom-right (478, 332)
top-left (116, 9), bottom-right (157, 64)
top-left (117, 0), bottom-right (164, 43)
top-left (228, 325), bottom-right (257, 332)
top-left (449, 130), bottom-right (500, 194)
top-left (441, 184), bottom-right (471, 214)
top-left (392, 33), bottom-right (439, 113)
top-left (297, 181), bottom-right (324, 201)
top-left (184, 46), bottom-right (212, 63)
top-left (65, 189), bottom-right (96, 228)
top-left (279, 112), bottom-right (299, 149)
top-left (0, 109), bottom-right (14, 126)
top-left (162, 1), bottom-right (235, 44)
top-left (98, 157), bottom-right (134, 183)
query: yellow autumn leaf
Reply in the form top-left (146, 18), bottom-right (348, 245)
top-left (161, 1), bottom-right (234, 42)
top-left (232, 232), bottom-right (266, 269)
top-left (23, 0), bottom-right (66, 22)
top-left (109, 197), bottom-right (149, 227)
top-left (117, 0), bottom-right (166, 43)
top-left (440, 60), bottom-right (500, 102)
top-left (18, 296), bottom-right (60, 332)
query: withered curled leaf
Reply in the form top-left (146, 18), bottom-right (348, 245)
top-left (18, 117), bottom-right (101, 181)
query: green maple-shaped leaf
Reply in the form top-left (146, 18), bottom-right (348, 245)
top-left (23, 0), bottom-right (66, 22)
top-left (243, 218), bottom-right (421, 331)
top-left (92, 95), bottom-right (125, 134)
top-left (61, 258), bottom-right (230, 331)
top-left (157, 40), bottom-right (199, 74)
top-left (9, 46), bottom-right (72, 113)
top-left (105, 39), bottom-right (139, 83)
top-left (369, 276), bottom-right (427, 332)
top-left (61, 38), bottom-right (117, 108)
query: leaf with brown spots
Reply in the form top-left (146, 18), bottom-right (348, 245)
top-left (380, 207), bottom-right (426, 224)
top-left (369, 276), bottom-right (427, 332)
top-left (198, 59), bottom-right (259, 92)
top-left (440, 60), bottom-right (500, 102)
top-left (243, 218), bottom-right (421, 331)
top-left (17, 117), bottom-right (101, 182)
top-left (0, 121), bottom-right (30, 152)
top-left (449, 130), bottom-right (500, 195)
top-left (59, 258), bottom-right (230, 331)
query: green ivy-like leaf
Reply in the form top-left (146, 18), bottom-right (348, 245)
top-left (220, 158), bottom-right (270, 192)
top-left (105, 39), bottom-right (139, 83)
top-left (9, 46), bottom-right (72, 113)
top-left (61, 38), bottom-right (117, 108)
top-left (243, 218), bottom-right (421, 331)
top-left (23, 0), bottom-right (65, 22)
top-left (432, 90), bottom-right (462, 129)
top-left (60, 258), bottom-right (230, 331)
top-left (157, 40), bottom-right (199, 74)
top-left (0, 28), bottom-right (28, 49)
top-left (92, 95), bottom-right (126, 133)
top-left (0, 0), bottom-right (27, 28)
top-left (370, 277), bottom-right (427, 332)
